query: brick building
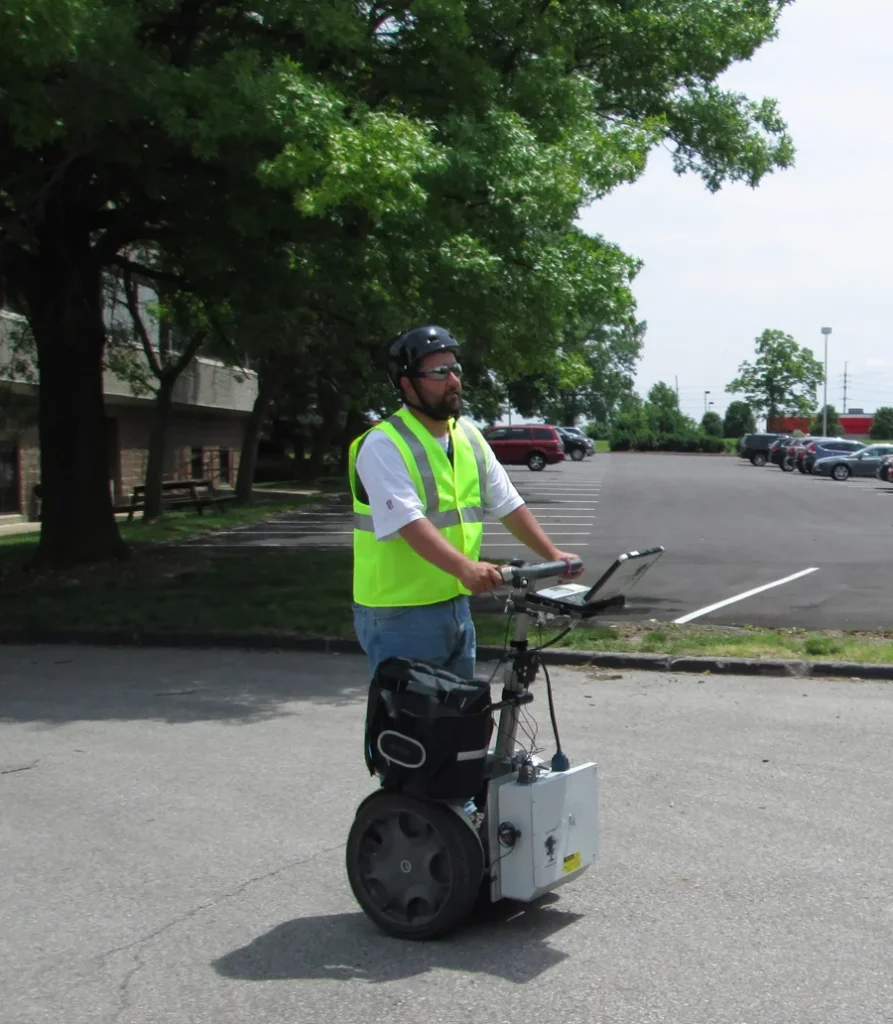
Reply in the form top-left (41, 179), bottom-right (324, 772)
top-left (0, 310), bottom-right (258, 520)
top-left (767, 413), bottom-right (875, 437)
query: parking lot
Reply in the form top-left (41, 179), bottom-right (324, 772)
top-left (191, 453), bottom-right (893, 631)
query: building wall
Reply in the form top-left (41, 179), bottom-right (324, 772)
top-left (768, 414), bottom-right (875, 436)
top-left (1, 399), bottom-right (245, 517)
top-left (115, 406), bottom-right (244, 500)
top-left (1, 308), bottom-right (255, 517)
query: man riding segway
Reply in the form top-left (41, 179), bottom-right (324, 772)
top-left (349, 324), bottom-right (583, 679)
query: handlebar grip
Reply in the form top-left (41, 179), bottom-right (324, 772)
top-left (499, 558), bottom-right (583, 584)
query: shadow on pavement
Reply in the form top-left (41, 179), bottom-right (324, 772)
top-left (212, 898), bottom-right (581, 985)
top-left (0, 647), bottom-right (367, 725)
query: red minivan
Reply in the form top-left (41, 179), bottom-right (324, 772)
top-left (483, 424), bottom-right (566, 471)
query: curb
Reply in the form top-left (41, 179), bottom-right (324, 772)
top-left (2, 628), bottom-right (893, 682)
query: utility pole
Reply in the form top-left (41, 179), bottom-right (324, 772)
top-left (821, 327), bottom-right (832, 435)
top-left (842, 362), bottom-right (848, 413)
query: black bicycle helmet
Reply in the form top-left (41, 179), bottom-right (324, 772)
top-left (387, 325), bottom-right (460, 389)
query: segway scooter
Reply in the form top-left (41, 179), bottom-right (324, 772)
top-left (346, 548), bottom-right (665, 940)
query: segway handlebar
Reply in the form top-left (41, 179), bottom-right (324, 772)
top-left (498, 558), bottom-right (583, 588)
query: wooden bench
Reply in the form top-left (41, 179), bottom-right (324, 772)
top-left (116, 478), bottom-right (230, 522)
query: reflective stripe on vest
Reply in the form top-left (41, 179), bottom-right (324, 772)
top-left (351, 413), bottom-right (488, 532)
top-left (349, 409), bottom-right (486, 606)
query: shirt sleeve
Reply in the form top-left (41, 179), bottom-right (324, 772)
top-left (355, 430), bottom-right (427, 541)
top-left (480, 437), bottom-right (525, 520)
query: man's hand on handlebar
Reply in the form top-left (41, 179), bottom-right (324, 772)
top-left (459, 559), bottom-right (504, 595)
top-left (554, 550), bottom-right (585, 582)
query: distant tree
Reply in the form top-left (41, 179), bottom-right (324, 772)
top-left (701, 411), bottom-right (724, 437)
top-left (723, 400), bottom-right (756, 437)
top-left (870, 407), bottom-right (893, 440)
top-left (645, 382), bottom-right (686, 434)
top-left (809, 405), bottom-right (843, 437)
top-left (726, 330), bottom-right (824, 424)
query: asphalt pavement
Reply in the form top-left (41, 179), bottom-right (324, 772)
top-left (3, 644), bottom-right (893, 1024)
top-left (188, 453), bottom-right (893, 631)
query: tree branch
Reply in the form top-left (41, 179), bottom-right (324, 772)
top-left (171, 329), bottom-right (207, 379)
top-left (122, 268), bottom-right (164, 379)
top-left (112, 254), bottom-right (191, 291)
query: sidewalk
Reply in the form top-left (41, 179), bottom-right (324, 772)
top-left (0, 517), bottom-right (39, 537)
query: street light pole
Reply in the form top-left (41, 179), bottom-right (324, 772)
top-left (704, 390), bottom-right (710, 415)
top-left (821, 327), bottom-right (832, 435)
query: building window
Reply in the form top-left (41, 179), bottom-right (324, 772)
top-left (219, 448), bottom-right (231, 484)
top-left (190, 447), bottom-right (203, 479)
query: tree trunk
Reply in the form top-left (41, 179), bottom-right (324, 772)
top-left (235, 360), bottom-right (279, 503)
top-left (143, 379), bottom-right (174, 520)
top-left (307, 385), bottom-right (343, 479)
top-left (26, 241), bottom-right (128, 566)
top-left (339, 407), bottom-right (365, 476)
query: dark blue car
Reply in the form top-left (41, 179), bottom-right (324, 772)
top-left (802, 438), bottom-right (865, 473)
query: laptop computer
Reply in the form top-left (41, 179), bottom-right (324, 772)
top-left (525, 546), bottom-right (665, 617)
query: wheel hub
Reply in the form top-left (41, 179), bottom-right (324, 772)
top-left (356, 809), bottom-right (452, 926)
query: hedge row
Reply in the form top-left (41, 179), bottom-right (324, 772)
top-left (610, 434), bottom-right (727, 453)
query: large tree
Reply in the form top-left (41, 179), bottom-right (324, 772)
top-left (723, 399), bottom-right (756, 437)
top-left (726, 329), bottom-right (824, 426)
top-left (870, 408), bottom-right (893, 441)
top-left (809, 404), bottom-right (843, 437)
top-left (644, 381), bottom-right (688, 435)
top-left (2, 0), bottom-right (795, 564)
top-left (506, 319), bottom-right (644, 426)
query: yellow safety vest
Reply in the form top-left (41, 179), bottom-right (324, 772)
top-left (349, 408), bottom-right (488, 607)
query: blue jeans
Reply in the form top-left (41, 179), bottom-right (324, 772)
top-left (353, 596), bottom-right (477, 680)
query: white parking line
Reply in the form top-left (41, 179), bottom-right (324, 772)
top-left (483, 543), bottom-right (590, 549)
top-left (223, 530), bottom-right (354, 537)
top-left (673, 568), bottom-right (820, 625)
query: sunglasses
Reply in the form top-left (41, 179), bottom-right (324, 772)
top-left (414, 363), bottom-right (463, 381)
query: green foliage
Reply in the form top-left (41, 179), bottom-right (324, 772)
top-left (809, 405), bottom-right (843, 437)
top-left (870, 407), bottom-right (893, 440)
top-left (725, 329), bottom-right (824, 423)
top-left (803, 636), bottom-right (843, 657)
top-left (723, 399), bottom-right (756, 437)
top-left (701, 411), bottom-right (724, 438)
top-left (645, 382), bottom-right (687, 435)
top-left (0, 0), bottom-right (797, 562)
top-left (609, 433), bottom-right (726, 453)
top-left (505, 319), bottom-right (644, 426)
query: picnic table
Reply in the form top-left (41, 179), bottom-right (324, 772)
top-left (116, 478), bottom-right (230, 522)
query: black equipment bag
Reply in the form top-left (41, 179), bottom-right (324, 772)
top-left (364, 657), bottom-right (493, 801)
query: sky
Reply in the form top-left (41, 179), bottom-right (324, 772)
top-left (576, 0), bottom-right (893, 424)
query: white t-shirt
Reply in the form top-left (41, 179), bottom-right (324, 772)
top-left (356, 419), bottom-right (525, 541)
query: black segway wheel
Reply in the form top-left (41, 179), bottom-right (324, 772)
top-left (346, 791), bottom-right (484, 940)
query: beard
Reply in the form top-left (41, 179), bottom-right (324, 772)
top-left (416, 388), bottom-right (461, 421)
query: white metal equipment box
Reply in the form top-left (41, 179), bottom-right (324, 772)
top-left (495, 762), bottom-right (598, 901)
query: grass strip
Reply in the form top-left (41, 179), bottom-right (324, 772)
top-left (3, 545), bottom-right (893, 665)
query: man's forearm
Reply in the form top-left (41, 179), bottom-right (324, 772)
top-left (500, 504), bottom-right (561, 560)
top-left (399, 517), bottom-right (472, 578)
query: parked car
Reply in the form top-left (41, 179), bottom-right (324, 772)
top-left (801, 438), bottom-right (865, 473)
top-left (767, 435), bottom-right (794, 468)
top-left (555, 427), bottom-right (594, 461)
top-left (738, 433), bottom-right (783, 466)
top-left (877, 454), bottom-right (893, 483)
top-left (559, 425), bottom-right (596, 455)
top-left (813, 444), bottom-right (893, 480)
top-left (787, 436), bottom-right (833, 473)
top-left (483, 424), bottom-right (566, 471)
